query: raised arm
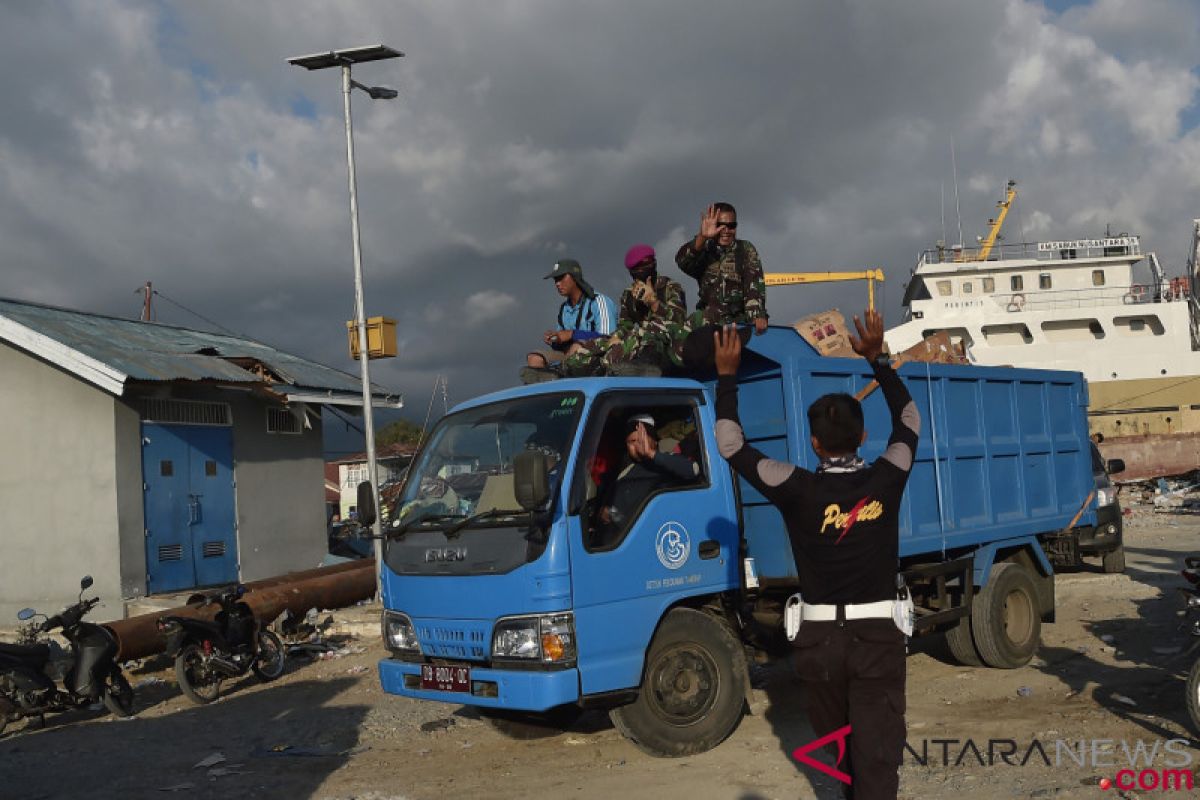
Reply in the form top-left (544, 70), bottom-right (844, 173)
top-left (713, 326), bottom-right (803, 506)
top-left (849, 310), bottom-right (920, 472)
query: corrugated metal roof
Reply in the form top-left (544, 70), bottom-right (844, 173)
top-left (0, 296), bottom-right (399, 403)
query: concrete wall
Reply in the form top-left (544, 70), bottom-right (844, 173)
top-left (0, 345), bottom-right (123, 622)
top-left (225, 394), bottom-right (326, 580)
top-left (113, 398), bottom-right (147, 602)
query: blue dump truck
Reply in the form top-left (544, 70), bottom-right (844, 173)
top-left (374, 328), bottom-right (1095, 755)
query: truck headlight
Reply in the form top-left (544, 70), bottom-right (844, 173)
top-left (1096, 487), bottom-right (1117, 507)
top-left (382, 611), bottom-right (420, 655)
top-left (491, 612), bottom-right (576, 665)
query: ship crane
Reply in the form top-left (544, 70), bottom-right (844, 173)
top-left (958, 179), bottom-right (1017, 262)
top-left (764, 269), bottom-right (885, 311)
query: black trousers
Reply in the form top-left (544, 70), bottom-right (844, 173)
top-left (793, 618), bottom-right (907, 800)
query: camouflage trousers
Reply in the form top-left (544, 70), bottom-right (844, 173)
top-left (563, 315), bottom-right (698, 377)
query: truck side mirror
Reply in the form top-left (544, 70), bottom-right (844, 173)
top-left (1106, 459), bottom-right (1125, 475)
top-left (80, 575), bottom-right (93, 591)
top-left (356, 481), bottom-right (377, 528)
top-left (513, 450), bottom-right (550, 511)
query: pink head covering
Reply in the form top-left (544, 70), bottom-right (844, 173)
top-left (624, 244), bottom-right (656, 270)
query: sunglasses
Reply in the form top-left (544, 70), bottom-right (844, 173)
top-left (716, 220), bottom-right (738, 230)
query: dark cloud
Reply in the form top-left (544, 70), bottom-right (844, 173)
top-left (0, 0), bottom-right (1197, 422)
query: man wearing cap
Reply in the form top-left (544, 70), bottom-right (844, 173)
top-left (526, 259), bottom-right (617, 378)
top-left (590, 413), bottom-right (700, 548)
top-left (563, 244), bottom-right (690, 377)
top-left (675, 202), bottom-right (769, 333)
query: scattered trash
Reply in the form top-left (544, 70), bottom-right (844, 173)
top-left (564, 737), bottom-right (588, 745)
top-left (193, 753), bottom-right (225, 769)
top-left (207, 766), bottom-right (249, 778)
top-left (1112, 694), bottom-right (1138, 707)
top-left (318, 645), bottom-right (367, 661)
top-left (1017, 686), bottom-right (1033, 697)
top-left (1153, 646), bottom-right (1183, 655)
top-left (133, 677), bottom-right (167, 690)
top-left (157, 783), bottom-right (196, 792)
top-left (420, 718), bottom-right (456, 733)
top-left (1099, 634), bottom-right (1115, 644)
top-left (252, 744), bottom-right (369, 758)
top-left (346, 665), bottom-right (370, 675)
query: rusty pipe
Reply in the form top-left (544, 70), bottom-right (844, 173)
top-left (104, 559), bottom-right (376, 661)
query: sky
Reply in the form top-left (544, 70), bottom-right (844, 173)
top-left (1, 0), bottom-right (1198, 447)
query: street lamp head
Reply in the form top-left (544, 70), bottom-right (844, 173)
top-left (352, 81), bottom-right (399, 100)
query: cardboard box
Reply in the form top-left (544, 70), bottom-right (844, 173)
top-left (793, 309), bottom-right (858, 358)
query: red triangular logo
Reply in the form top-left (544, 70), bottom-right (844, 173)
top-left (792, 724), bottom-right (853, 785)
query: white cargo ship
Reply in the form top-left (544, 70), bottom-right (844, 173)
top-left (886, 185), bottom-right (1200, 479)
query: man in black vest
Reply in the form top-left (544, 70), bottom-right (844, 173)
top-left (713, 310), bottom-right (919, 799)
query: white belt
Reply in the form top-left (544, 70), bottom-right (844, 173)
top-left (800, 600), bottom-right (896, 621)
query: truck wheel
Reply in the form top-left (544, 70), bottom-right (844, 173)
top-left (1186, 657), bottom-right (1200, 736)
top-left (1101, 545), bottom-right (1126, 574)
top-left (971, 562), bottom-right (1040, 669)
top-left (609, 607), bottom-right (746, 757)
top-left (944, 616), bottom-right (983, 666)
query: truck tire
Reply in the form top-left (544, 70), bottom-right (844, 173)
top-left (971, 562), bottom-right (1041, 669)
top-left (944, 616), bottom-right (984, 666)
top-left (609, 607), bottom-right (746, 757)
top-left (1186, 656), bottom-right (1200, 736)
top-left (1101, 545), bottom-right (1126, 574)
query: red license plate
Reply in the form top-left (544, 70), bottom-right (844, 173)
top-left (420, 664), bottom-right (470, 692)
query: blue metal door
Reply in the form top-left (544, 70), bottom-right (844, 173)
top-left (143, 423), bottom-right (238, 593)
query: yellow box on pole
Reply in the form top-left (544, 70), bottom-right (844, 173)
top-left (346, 316), bottom-right (398, 360)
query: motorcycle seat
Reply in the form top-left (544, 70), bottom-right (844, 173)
top-left (0, 641), bottom-right (50, 665)
top-left (163, 615), bottom-right (223, 637)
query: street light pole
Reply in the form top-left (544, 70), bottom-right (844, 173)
top-left (288, 46), bottom-right (403, 584)
top-left (340, 61), bottom-right (385, 569)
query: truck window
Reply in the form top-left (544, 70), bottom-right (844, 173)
top-left (573, 397), bottom-right (708, 553)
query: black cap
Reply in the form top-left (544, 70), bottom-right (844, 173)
top-left (544, 259), bottom-right (594, 296)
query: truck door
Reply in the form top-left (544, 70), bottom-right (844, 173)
top-left (566, 390), bottom-right (740, 695)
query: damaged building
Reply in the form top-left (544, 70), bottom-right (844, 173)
top-left (0, 297), bottom-right (402, 620)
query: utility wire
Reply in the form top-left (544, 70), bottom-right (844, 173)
top-left (151, 289), bottom-right (245, 337)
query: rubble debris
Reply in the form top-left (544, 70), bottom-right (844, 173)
top-left (1017, 687), bottom-right (1033, 697)
top-left (193, 753), bottom-right (226, 769)
top-left (420, 718), bottom-right (456, 733)
top-left (157, 783), bottom-right (196, 792)
top-left (1111, 693), bottom-right (1138, 707)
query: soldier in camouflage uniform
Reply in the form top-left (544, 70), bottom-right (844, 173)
top-left (675, 202), bottom-right (769, 334)
top-left (563, 244), bottom-right (691, 377)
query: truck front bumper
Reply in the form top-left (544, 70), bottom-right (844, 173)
top-left (378, 658), bottom-right (580, 712)
top-left (1077, 503), bottom-right (1123, 555)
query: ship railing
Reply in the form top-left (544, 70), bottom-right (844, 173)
top-left (994, 283), bottom-right (1187, 313)
top-left (919, 237), bottom-right (1141, 266)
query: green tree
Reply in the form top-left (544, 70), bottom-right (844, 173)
top-left (376, 418), bottom-right (423, 447)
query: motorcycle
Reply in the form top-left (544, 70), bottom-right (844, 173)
top-left (157, 584), bottom-right (286, 704)
top-left (0, 576), bottom-right (134, 734)
top-left (1180, 557), bottom-right (1200, 733)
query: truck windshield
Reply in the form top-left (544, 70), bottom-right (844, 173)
top-left (393, 392), bottom-right (583, 531)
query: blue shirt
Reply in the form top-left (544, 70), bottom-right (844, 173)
top-left (557, 292), bottom-right (617, 341)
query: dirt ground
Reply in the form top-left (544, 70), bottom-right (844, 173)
top-left (4, 503), bottom-right (1200, 800)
